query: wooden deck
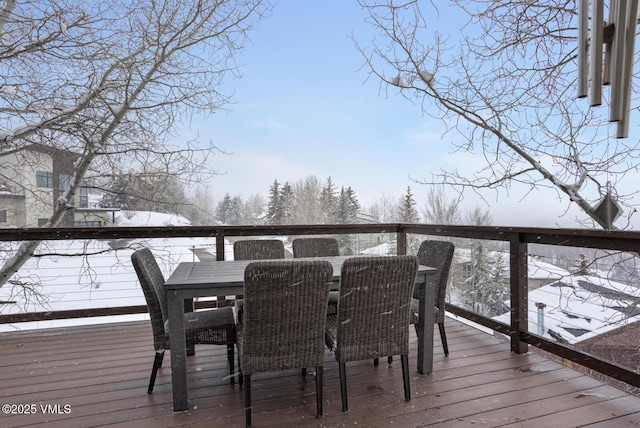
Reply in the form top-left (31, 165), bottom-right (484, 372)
top-left (2, 317), bottom-right (640, 428)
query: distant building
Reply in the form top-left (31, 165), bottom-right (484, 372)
top-left (0, 144), bottom-right (116, 227)
top-left (453, 249), bottom-right (570, 292)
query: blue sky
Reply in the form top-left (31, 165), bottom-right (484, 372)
top-left (180, 2), bottom-right (637, 228)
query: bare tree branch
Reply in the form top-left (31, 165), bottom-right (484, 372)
top-left (357, 0), bottom-right (640, 229)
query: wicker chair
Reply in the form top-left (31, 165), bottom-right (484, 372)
top-left (237, 260), bottom-right (333, 427)
top-left (292, 237), bottom-right (340, 258)
top-left (410, 240), bottom-right (455, 356)
top-left (233, 239), bottom-right (285, 260)
top-left (292, 237), bottom-right (340, 315)
top-left (325, 255), bottom-right (419, 412)
top-left (232, 239), bottom-right (286, 321)
top-left (131, 248), bottom-right (236, 393)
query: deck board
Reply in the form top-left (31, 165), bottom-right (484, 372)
top-left (2, 317), bottom-right (640, 427)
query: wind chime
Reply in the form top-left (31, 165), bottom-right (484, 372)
top-left (577, 0), bottom-right (638, 227)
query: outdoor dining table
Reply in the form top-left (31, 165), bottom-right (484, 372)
top-left (164, 255), bottom-right (438, 412)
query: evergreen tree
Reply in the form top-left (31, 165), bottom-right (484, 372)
top-left (462, 242), bottom-right (509, 316)
top-left (215, 193), bottom-right (233, 224)
top-left (319, 177), bottom-right (338, 223)
top-left (280, 182), bottom-right (294, 224)
top-left (398, 186), bottom-right (420, 223)
top-left (266, 179), bottom-right (283, 225)
top-left (463, 241), bottom-right (491, 313)
top-left (576, 252), bottom-right (593, 275)
top-left (336, 187), bottom-right (360, 224)
top-left (485, 253), bottom-right (510, 316)
top-left (335, 186), bottom-right (361, 254)
top-left (398, 186), bottom-right (420, 253)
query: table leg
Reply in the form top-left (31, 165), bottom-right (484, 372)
top-left (416, 273), bottom-right (435, 374)
top-left (167, 289), bottom-right (189, 411)
top-left (184, 298), bottom-right (195, 356)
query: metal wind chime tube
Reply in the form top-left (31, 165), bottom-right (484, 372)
top-left (609, 0), bottom-right (625, 122)
top-left (578, 0), bottom-right (590, 98)
top-left (603, 0), bottom-right (617, 84)
top-left (578, 0), bottom-right (640, 138)
top-left (590, 0), bottom-right (604, 105)
top-left (617, 0), bottom-right (639, 138)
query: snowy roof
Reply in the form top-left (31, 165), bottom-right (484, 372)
top-left (495, 274), bottom-right (640, 344)
top-left (112, 210), bottom-right (190, 227)
top-left (360, 241), bottom-right (394, 255)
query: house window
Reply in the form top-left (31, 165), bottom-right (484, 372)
top-left (462, 263), bottom-right (473, 280)
top-left (36, 171), bottom-right (53, 188)
top-left (0, 210), bottom-right (6, 223)
top-left (79, 185), bottom-right (88, 208)
top-left (37, 218), bottom-right (49, 227)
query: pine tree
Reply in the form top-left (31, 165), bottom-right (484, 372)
top-left (485, 252), bottom-right (509, 316)
top-left (463, 241), bottom-right (491, 313)
top-left (280, 182), bottom-right (294, 224)
top-left (577, 252), bottom-right (592, 275)
top-left (336, 187), bottom-right (360, 224)
top-left (336, 186), bottom-right (361, 254)
top-left (266, 179), bottom-right (283, 225)
top-left (215, 193), bottom-right (233, 224)
top-left (398, 186), bottom-right (420, 223)
top-left (398, 186), bottom-right (420, 253)
top-left (319, 177), bottom-right (338, 224)
top-left (462, 242), bottom-right (509, 316)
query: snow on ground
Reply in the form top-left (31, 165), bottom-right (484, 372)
top-left (0, 212), bottom-right (218, 332)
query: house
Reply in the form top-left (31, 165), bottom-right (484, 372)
top-left (494, 274), bottom-right (640, 345)
top-left (0, 144), bottom-right (116, 227)
top-left (453, 248), bottom-right (570, 292)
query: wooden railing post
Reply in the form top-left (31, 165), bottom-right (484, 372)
top-left (397, 225), bottom-right (407, 255)
top-left (216, 231), bottom-right (225, 261)
top-left (510, 233), bottom-right (529, 354)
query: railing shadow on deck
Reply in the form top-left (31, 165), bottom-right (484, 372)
top-left (2, 222), bottom-right (640, 391)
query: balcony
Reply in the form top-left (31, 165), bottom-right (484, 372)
top-left (2, 224), bottom-right (640, 426)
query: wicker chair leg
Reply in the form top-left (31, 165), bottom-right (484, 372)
top-left (339, 362), bottom-right (348, 412)
top-left (148, 351), bottom-right (164, 394)
top-left (227, 343), bottom-right (235, 385)
top-left (438, 322), bottom-right (449, 356)
top-left (315, 365), bottom-right (323, 418)
top-left (244, 374), bottom-right (251, 427)
top-left (373, 356), bottom-right (394, 366)
top-left (401, 354), bottom-right (411, 402)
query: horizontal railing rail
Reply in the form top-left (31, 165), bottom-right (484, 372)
top-left (2, 223), bottom-right (640, 388)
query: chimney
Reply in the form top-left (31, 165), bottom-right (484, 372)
top-left (536, 302), bottom-right (546, 336)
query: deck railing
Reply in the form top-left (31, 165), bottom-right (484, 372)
top-left (2, 223), bottom-right (640, 389)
